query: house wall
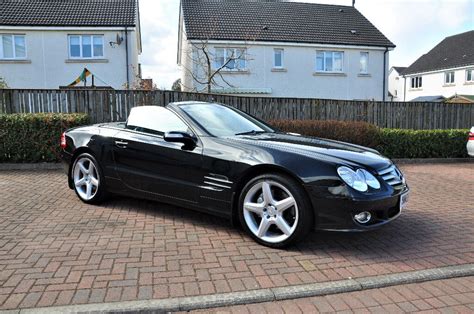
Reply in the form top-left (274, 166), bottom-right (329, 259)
top-left (388, 68), bottom-right (405, 101)
top-left (404, 66), bottom-right (474, 101)
top-left (0, 27), bottom-right (140, 89)
top-left (180, 38), bottom-right (390, 100)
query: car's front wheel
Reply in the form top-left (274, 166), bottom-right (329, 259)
top-left (71, 153), bottom-right (107, 204)
top-left (238, 174), bottom-right (314, 248)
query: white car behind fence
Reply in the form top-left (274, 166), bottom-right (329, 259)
top-left (468, 127), bottom-right (474, 157)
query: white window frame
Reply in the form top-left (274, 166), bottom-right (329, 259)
top-left (465, 69), bottom-right (473, 83)
top-left (68, 35), bottom-right (104, 59)
top-left (411, 76), bottom-right (422, 89)
top-left (444, 71), bottom-right (455, 85)
top-left (359, 51), bottom-right (369, 74)
top-left (315, 50), bottom-right (344, 73)
top-left (0, 34), bottom-right (27, 60)
top-left (213, 47), bottom-right (246, 71)
top-left (273, 48), bottom-right (284, 69)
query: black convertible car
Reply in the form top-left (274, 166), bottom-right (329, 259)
top-left (61, 102), bottom-right (409, 247)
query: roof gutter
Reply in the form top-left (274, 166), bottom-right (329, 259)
top-left (0, 25), bottom-right (134, 30)
top-left (191, 39), bottom-right (395, 51)
top-left (383, 47), bottom-right (389, 101)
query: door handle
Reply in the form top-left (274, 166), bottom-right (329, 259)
top-left (115, 140), bottom-right (128, 148)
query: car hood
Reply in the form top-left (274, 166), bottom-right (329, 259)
top-left (230, 132), bottom-right (392, 170)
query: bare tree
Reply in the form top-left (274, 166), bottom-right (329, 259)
top-left (180, 19), bottom-right (261, 93)
top-left (182, 41), bottom-right (247, 93)
top-left (171, 78), bottom-right (182, 91)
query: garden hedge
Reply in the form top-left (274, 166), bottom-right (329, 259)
top-left (0, 113), bottom-right (89, 163)
top-left (269, 120), bottom-right (469, 159)
top-left (0, 114), bottom-right (469, 162)
top-left (269, 120), bottom-right (381, 148)
top-left (378, 129), bottom-right (469, 158)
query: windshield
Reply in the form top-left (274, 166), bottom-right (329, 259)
top-left (179, 103), bottom-right (274, 137)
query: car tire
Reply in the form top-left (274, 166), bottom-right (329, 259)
top-left (71, 152), bottom-right (108, 204)
top-left (238, 173), bottom-right (314, 248)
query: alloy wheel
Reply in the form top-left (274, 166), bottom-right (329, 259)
top-left (73, 157), bottom-right (99, 201)
top-left (243, 180), bottom-right (299, 244)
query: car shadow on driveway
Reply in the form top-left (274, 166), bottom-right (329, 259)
top-left (101, 195), bottom-right (453, 263)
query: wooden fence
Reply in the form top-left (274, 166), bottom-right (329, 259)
top-left (1, 88), bottom-right (473, 129)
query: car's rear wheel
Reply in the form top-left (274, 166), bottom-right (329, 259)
top-left (71, 153), bottom-right (107, 204)
top-left (238, 174), bottom-right (313, 248)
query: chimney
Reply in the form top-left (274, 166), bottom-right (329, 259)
top-left (352, 0), bottom-right (355, 6)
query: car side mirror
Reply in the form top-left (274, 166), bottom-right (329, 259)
top-left (164, 131), bottom-right (197, 148)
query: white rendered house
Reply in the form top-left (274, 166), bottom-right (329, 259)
top-left (178, 0), bottom-right (395, 101)
top-left (388, 66), bottom-right (406, 101)
top-left (401, 31), bottom-right (474, 102)
top-left (0, 0), bottom-right (142, 89)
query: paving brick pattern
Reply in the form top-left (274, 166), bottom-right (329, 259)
top-left (0, 163), bottom-right (473, 310)
top-left (188, 276), bottom-right (474, 313)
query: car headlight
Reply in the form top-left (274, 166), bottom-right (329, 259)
top-left (337, 166), bottom-right (368, 192)
top-left (359, 169), bottom-right (381, 189)
top-left (337, 167), bottom-right (381, 192)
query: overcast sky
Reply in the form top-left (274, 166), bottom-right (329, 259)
top-left (138, 0), bottom-right (473, 89)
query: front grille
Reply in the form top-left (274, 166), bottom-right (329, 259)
top-left (377, 165), bottom-right (405, 189)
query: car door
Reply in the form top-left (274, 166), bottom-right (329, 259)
top-left (112, 106), bottom-right (203, 205)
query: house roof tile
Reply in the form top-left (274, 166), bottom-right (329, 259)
top-left (392, 66), bottom-right (407, 74)
top-left (181, 0), bottom-right (395, 48)
top-left (2, 0), bottom-right (137, 27)
top-left (404, 31), bottom-right (474, 75)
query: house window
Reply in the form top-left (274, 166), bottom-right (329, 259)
top-left (0, 34), bottom-right (26, 59)
top-left (69, 35), bottom-right (104, 59)
top-left (273, 48), bottom-right (284, 68)
top-left (444, 71), bottom-right (455, 85)
top-left (466, 69), bottom-right (473, 82)
top-left (214, 48), bottom-right (246, 70)
top-left (360, 52), bottom-right (369, 73)
top-left (411, 76), bottom-right (422, 89)
top-left (316, 51), bottom-right (343, 72)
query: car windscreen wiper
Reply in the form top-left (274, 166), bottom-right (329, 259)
top-left (235, 130), bottom-right (267, 136)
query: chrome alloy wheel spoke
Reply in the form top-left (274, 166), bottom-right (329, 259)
top-left (274, 216), bottom-right (292, 235)
top-left (262, 181), bottom-right (274, 204)
top-left (78, 161), bottom-right (88, 175)
top-left (85, 181), bottom-right (93, 199)
top-left (75, 177), bottom-right (86, 187)
top-left (257, 218), bottom-right (271, 237)
top-left (244, 201), bottom-right (265, 215)
top-left (274, 196), bottom-right (295, 213)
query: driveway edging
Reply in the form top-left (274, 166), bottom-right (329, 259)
top-left (0, 163), bottom-right (62, 171)
top-left (393, 158), bottom-right (473, 164)
top-left (17, 264), bottom-right (474, 313)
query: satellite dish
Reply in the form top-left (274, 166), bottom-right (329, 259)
top-left (116, 33), bottom-right (123, 45)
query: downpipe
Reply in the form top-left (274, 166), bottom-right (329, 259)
top-left (383, 47), bottom-right (389, 101)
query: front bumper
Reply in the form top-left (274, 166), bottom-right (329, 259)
top-left (306, 184), bottom-right (409, 231)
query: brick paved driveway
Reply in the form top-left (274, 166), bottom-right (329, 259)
top-left (0, 163), bottom-right (473, 310)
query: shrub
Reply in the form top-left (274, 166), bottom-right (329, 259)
top-left (269, 120), bottom-right (381, 148)
top-left (0, 113), bottom-right (89, 163)
top-left (378, 129), bottom-right (469, 158)
top-left (268, 119), bottom-right (469, 159)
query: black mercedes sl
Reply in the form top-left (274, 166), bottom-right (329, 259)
top-left (61, 102), bottom-right (409, 248)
